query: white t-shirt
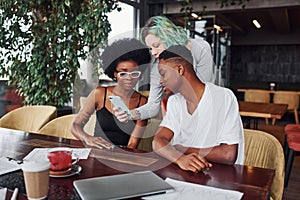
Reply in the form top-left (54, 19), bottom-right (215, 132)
top-left (160, 83), bottom-right (244, 165)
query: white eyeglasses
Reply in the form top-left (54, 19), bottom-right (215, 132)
top-left (117, 71), bottom-right (141, 79)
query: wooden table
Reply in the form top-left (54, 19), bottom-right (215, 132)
top-left (239, 101), bottom-right (288, 129)
top-left (0, 128), bottom-right (274, 200)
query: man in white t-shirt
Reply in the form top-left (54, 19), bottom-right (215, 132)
top-left (153, 45), bottom-right (244, 173)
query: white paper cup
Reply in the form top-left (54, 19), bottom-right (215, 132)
top-left (22, 161), bottom-right (50, 200)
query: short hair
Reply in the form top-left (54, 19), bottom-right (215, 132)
top-left (140, 16), bottom-right (188, 48)
top-left (158, 45), bottom-right (193, 67)
top-left (101, 38), bottom-right (151, 79)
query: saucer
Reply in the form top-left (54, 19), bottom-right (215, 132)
top-left (50, 167), bottom-right (72, 176)
top-left (49, 165), bottom-right (82, 178)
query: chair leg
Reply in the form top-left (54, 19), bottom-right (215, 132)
top-left (284, 148), bottom-right (295, 187)
top-left (242, 117), bottom-right (251, 129)
top-left (294, 109), bottom-right (299, 124)
top-left (265, 118), bottom-right (269, 125)
top-left (272, 118), bottom-right (276, 125)
top-left (253, 119), bottom-right (258, 129)
top-left (283, 135), bottom-right (289, 163)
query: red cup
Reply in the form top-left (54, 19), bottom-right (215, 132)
top-left (47, 147), bottom-right (78, 171)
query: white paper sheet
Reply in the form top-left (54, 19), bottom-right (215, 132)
top-left (0, 157), bottom-right (21, 176)
top-left (23, 148), bottom-right (91, 162)
top-left (0, 188), bottom-right (7, 200)
top-left (143, 178), bottom-right (243, 200)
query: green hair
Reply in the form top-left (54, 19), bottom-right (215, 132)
top-left (140, 16), bottom-right (188, 48)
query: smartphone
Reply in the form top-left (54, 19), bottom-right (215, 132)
top-left (108, 96), bottom-right (132, 118)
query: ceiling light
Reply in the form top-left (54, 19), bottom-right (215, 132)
top-left (191, 13), bottom-right (202, 20)
top-left (213, 24), bottom-right (223, 32)
top-left (252, 19), bottom-right (261, 28)
top-left (191, 13), bottom-right (198, 18)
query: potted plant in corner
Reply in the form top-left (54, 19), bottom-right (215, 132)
top-left (0, 0), bottom-right (120, 114)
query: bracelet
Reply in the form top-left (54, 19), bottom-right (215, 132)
top-left (133, 109), bottom-right (141, 120)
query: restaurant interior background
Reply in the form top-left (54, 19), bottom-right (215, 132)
top-left (1, 0), bottom-right (300, 112)
top-left (0, 1), bottom-right (300, 199)
top-left (151, 0), bottom-right (300, 92)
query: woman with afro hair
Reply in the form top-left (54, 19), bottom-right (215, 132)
top-left (72, 38), bottom-right (151, 149)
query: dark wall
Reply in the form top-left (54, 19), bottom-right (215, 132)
top-left (230, 45), bottom-right (300, 90)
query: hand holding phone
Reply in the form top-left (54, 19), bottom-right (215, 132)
top-left (108, 96), bottom-right (132, 118)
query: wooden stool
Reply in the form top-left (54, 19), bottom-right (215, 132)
top-left (284, 124), bottom-right (300, 187)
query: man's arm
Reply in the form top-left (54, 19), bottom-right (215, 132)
top-left (174, 143), bottom-right (238, 165)
top-left (153, 127), bottom-right (212, 173)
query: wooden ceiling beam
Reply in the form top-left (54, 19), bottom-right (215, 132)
top-left (216, 13), bottom-right (247, 34)
top-left (269, 8), bottom-right (291, 33)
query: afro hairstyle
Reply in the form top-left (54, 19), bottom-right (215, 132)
top-left (101, 38), bottom-right (151, 79)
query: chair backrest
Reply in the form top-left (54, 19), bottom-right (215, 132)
top-left (273, 91), bottom-right (299, 110)
top-left (0, 105), bottom-right (57, 133)
top-left (137, 118), bottom-right (161, 152)
top-left (38, 114), bottom-right (96, 140)
top-left (244, 129), bottom-right (284, 200)
top-left (244, 89), bottom-right (270, 103)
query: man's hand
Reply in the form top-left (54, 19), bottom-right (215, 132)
top-left (175, 153), bottom-right (212, 173)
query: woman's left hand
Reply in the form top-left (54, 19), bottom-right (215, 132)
top-left (83, 135), bottom-right (114, 149)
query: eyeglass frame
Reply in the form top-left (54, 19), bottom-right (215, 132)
top-left (116, 71), bottom-right (141, 79)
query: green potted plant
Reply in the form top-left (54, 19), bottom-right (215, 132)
top-left (0, 0), bottom-right (119, 107)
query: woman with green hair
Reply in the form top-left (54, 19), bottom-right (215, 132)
top-left (115, 15), bottom-right (215, 121)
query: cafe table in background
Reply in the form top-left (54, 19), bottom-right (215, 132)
top-left (238, 101), bottom-right (288, 129)
top-left (0, 127), bottom-right (274, 200)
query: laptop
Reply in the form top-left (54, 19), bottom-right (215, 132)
top-left (73, 171), bottom-right (174, 200)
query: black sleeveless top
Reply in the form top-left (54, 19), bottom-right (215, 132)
top-left (94, 88), bottom-right (142, 146)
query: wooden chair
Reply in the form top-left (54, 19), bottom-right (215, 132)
top-left (273, 91), bottom-right (299, 124)
top-left (283, 124), bottom-right (300, 187)
top-left (244, 89), bottom-right (271, 124)
top-left (244, 89), bottom-right (271, 103)
top-left (244, 129), bottom-right (284, 200)
top-left (38, 114), bottom-right (96, 140)
top-left (0, 105), bottom-right (57, 133)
